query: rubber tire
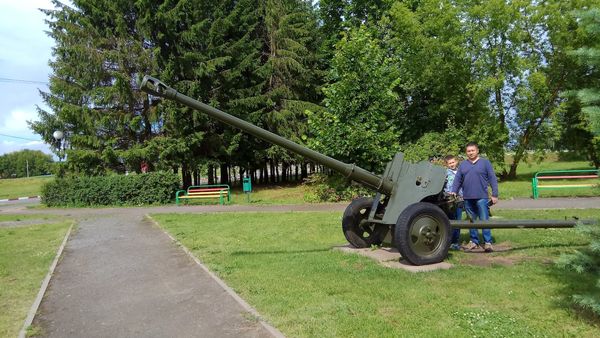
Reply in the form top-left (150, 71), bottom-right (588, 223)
top-left (394, 202), bottom-right (451, 265)
top-left (342, 197), bottom-right (387, 248)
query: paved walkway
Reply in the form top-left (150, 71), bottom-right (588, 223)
top-left (30, 210), bottom-right (278, 338)
top-left (1, 197), bottom-right (598, 337)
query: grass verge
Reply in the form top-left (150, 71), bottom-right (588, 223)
top-left (152, 208), bottom-right (600, 337)
top-left (0, 176), bottom-right (53, 200)
top-left (0, 217), bottom-right (71, 337)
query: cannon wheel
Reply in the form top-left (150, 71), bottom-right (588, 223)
top-left (342, 197), bottom-right (387, 248)
top-left (394, 202), bottom-right (451, 265)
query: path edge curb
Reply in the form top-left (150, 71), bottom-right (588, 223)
top-left (0, 195), bottom-right (40, 202)
top-left (145, 215), bottom-right (285, 338)
top-left (18, 223), bottom-right (74, 338)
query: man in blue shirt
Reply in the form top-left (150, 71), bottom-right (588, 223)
top-left (450, 142), bottom-right (499, 252)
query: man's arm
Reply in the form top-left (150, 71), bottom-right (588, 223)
top-left (486, 160), bottom-right (499, 204)
top-left (450, 165), bottom-right (463, 195)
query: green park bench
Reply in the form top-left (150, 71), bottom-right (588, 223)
top-left (176, 184), bottom-right (231, 205)
top-left (531, 169), bottom-right (599, 199)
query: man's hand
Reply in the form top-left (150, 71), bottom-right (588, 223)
top-left (491, 196), bottom-right (498, 205)
top-left (448, 192), bottom-right (456, 196)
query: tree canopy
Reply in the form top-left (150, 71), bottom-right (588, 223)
top-left (30, 0), bottom-right (600, 186)
top-left (0, 150), bottom-right (53, 178)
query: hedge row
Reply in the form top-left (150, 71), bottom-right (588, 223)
top-left (303, 172), bottom-right (371, 202)
top-left (41, 171), bottom-right (180, 207)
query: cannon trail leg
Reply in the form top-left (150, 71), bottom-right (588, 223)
top-left (394, 202), bottom-right (451, 265)
top-left (342, 197), bottom-right (387, 248)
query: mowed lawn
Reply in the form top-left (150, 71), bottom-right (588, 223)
top-left (0, 176), bottom-right (54, 200)
top-left (0, 215), bottom-right (71, 337)
top-left (152, 209), bottom-right (600, 337)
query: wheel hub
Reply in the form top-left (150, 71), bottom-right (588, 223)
top-left (410, 216), bottom-right (442, 254)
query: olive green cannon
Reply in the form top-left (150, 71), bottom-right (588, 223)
top-left (140, 76), bottom-right (585, 265)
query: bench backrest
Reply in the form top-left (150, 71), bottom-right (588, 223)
top-left (532, 169), bottom-right (599, 199)
top-left (187, 184), bottom-right (230, 194)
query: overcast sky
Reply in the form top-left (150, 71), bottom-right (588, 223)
top-left (0, 0), bottom-right (56, 156)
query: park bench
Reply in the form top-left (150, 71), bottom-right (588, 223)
top-left (176, 184), bottom-right (231, 205)
top-left (531, 169), bottom-right (599, 199)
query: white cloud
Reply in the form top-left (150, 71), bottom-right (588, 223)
top-left (1, 109), bottom-right (39, 134)
top-left (0, 0), bottom-right (55, 155)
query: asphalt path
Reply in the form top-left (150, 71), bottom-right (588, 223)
top-left (1, 197), bottom-right (598, 337)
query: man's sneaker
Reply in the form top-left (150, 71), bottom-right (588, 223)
top-left (484, 242), bottom-right (493, 252)
top-left (462, 241), bottom-right (480, 251)
top-left (449, 243), bottom-right (461, 251)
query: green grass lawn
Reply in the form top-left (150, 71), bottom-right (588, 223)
top-left (230, 184), bottom-right (308, 205)
top-left (0, 216), bottom-right (71, 337)
top-left (0, 176), bottom-right (54, 200)
top-left (152, 208), bottom-right (600, 337)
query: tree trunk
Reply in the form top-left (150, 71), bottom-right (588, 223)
top-left (259, 166), bottom-right (264, 184)
top-left (281, 162), bottom-right (287, 182)
top-left (508, 146), bottom-right (526, 179)
top-left (588, 141), bottom-right (600, 168)
top-left (182, 162), bottom-right (192, 189)
top-left (220, 163), bottom-right (229, 185)
top-left (193, 169), bottom-right (200, 186)
top-left (208, 164), bottom-right (215, 185)
top-left (495, 86), bottom-right (506, 127)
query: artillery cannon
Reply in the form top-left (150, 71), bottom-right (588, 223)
top-left (140, 76), bottom-right (586, 266)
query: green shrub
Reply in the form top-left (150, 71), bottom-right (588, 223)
top-left (557, 221), bottom-right (600, 317)
top-left (303, 172), bottom-right (371, 202)
top-left (41, 171), bottom-right (180, 207)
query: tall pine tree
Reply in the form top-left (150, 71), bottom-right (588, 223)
top-left (31, 0), bottom-right (157, 175)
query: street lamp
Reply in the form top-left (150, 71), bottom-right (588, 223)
top-left (53, 130), bottom-right (65, 162)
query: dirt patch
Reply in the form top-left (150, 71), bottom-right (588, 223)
top-left (461, 255), bottom-right (525, 267)
top-left (458, 241), bottom-right (530, 267)
top-left (460, 241), bottom-right (513, 253)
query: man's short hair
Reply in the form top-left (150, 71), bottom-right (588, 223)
top-left (444, 155), bottom-right (456, 162)
top-left (466, 141), bottom-right (479, 149)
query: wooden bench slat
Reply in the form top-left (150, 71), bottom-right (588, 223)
top-left (179, 195), bottom-right (226, 199)
top-left (188, 188), bottom-right (229, 192)
top-left (537, 175), bottom-right (598, 179)
top-left (187, 191), bottom-right (229, 196)
top-left (538, 184), bottom-right (596, 188)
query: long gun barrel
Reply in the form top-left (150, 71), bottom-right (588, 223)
top-left (140, 76), bottom-right (394, 194)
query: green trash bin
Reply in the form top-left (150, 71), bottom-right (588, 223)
top-left (243, 176), bottom-right (252, 202)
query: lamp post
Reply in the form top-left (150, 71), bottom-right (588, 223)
top-left (53, 130), bottom-right (65, 162)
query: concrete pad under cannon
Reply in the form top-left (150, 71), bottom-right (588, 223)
top-left (334, 245), bottom-right (452, 272)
